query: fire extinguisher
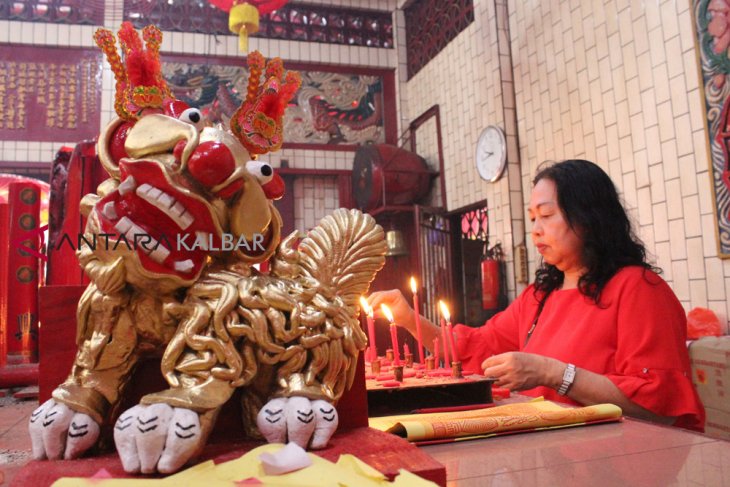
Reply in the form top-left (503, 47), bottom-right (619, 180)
top-left (481, 242), bottom-right (503, 310)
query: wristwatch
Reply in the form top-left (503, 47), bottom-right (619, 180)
top-left (558, 363), bottom-right (576, 395)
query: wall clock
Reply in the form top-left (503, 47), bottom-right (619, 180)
top-left (475, 125), bottom-right (507, 182)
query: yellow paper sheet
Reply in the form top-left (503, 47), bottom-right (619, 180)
top-left (51, 443), bottom-right (438, 487)
top-left (369, 400), bottom-right (622, 442)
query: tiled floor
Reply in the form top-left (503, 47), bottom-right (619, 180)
top-left (0, 394), bottom-right (36, 486)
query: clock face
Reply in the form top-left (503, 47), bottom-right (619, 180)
top-left (475, 125), bottom-right (507, 182)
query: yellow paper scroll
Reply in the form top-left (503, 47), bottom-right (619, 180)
top-left (369, 400), bottom-right (622, 442)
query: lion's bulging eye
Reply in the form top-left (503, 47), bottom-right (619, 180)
top-left (180, 108), bottom-right (205, 130)
top-left (245, 160), bottom-right (274, 185)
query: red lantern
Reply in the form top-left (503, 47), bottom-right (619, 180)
top-left (208, 0), bottom-right (289, 51)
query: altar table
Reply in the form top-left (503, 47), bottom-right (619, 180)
top-left (422, 416), bottom-right (730, 486)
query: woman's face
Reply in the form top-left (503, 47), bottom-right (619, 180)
top-left (528, 178), bottom-right (585, 274)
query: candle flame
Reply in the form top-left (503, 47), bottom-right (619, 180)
top-left (359, 296), bottom-right (373, 316)
top-left (410, 276), bottom-right (418, 294)
top-left (380, 304), bottom-right (395, 323)
top-left (438, 300), bottom-right (451, 322)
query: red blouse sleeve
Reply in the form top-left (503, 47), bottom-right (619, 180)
top-left (606, 269), bottom-right (705, 431)
top-left (453, 287), bottom-right (529, 373)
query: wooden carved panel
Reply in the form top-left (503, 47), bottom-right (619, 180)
top-left (0, 46), bottom-right (102, 142)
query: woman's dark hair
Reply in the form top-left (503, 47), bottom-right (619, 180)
top-left (532, 159), bottom-right (659, 305)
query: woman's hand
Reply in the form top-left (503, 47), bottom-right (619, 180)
top-left (366, 290), bottom-right (415, 333)
top-left (482, 352), bottom-right (564, 391)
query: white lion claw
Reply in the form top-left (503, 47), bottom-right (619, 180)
top-left (257, 397), bottom-right (288, 444)
top-left (285, 397), bottom-right (316, 448)
top-left (64, 412), bottom-right (100, 459)
top-left (256, 397), bottom-right (338, 449)
top-left (28, 398), bottom-right (100, 460)
top-left (310, 399), bottom-right (338, 449)
top-left (114, 403), bottom-right (203, 474)
top-left (158, 408), bottom-right (202, 474)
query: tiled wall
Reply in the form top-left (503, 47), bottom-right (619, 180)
top-left (397, 0), bottom-right (523, 294)
top-left (401, 1), bottom-right (504, 212)
top-left (401, 0), bottom-right (728, 327)
top-left (510, 0), bottom-right (727, 326)
top-left (293, 175), bottom-right (341, 231)
top-left (0, 0), bottom-right (398, 233)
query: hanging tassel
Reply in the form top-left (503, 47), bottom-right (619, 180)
top-left (229, 2), bottom-right (260, 52)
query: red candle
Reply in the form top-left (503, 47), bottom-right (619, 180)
top-left (433, 337), bottom-right (440, 367)
top-left (381, 304), bottom-right (400, 366)
top-left (389, 324), bottom-right (401, 366)
top-left (359, 297), bottom-right (377, 362)
top-left (440, 300), bottom-right (460, 363)
top-left (446, 322), bottom-right (459, 363)
top-left (452, 326), bottom-right (461, 363)
top-left (410, 277), bottom-right (425, 364)
top-left (438, 300), bottom-right (451, 366)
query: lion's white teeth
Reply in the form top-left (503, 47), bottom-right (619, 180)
top-left (118, 176), bottom-right (137, 195)
top-left (147, 187), bottom-right (162, 200)
top-left (169, 202), bottom-right (185, 216)
top-left (174, 260), bottom-right (194, 273)
top-left (178, 212), bottom-right (194, 230)
top-left (136, 183), bottom-right (152, 196)
top-left (148, 243), bottom-right (171, 263)
top-left (102, 201), bottom-right (118, 220)
top-left (136, 185), bottom-right (195, 230)
top-left (157, 192), bottom-right (174, 209)
top-left (114, 216), bottom-right (133, 234)
top-left (123, 221), bottom-right (147, 243)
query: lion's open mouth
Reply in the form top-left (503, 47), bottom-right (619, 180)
top-left (94, 159), bottom-right (223, 279)
top-left (94, 157), bottom-right (276, 280)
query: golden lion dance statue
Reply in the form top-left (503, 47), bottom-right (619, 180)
top-left (28, 23), bottom-right (386, 474)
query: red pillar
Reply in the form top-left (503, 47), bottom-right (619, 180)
top-left (0, 203), bottom-right (9, 367)
top-left (5, 182), bottom-right (41, 364)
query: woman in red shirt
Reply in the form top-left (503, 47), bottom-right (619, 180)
top-left (369, 159), bottom-right (705, 431)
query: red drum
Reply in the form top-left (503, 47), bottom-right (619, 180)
top-left (352, 144), bottom-right (433, 211)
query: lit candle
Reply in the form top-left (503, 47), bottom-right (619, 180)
top-left (410, 277), bottom-right (425, 364)
top-left (381, 304), bottom-right (401, 366)
top-left (359, 296), bottom-right (377, 362)
top-left (441, 302), bottom-right (460, 363)
top-left (438, 300), bottom-right (451, 367)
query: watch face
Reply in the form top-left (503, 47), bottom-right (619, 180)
top-left (476, 126), bottom-right (507, 182)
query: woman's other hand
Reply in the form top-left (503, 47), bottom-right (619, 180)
top-left (367, 290), bottom-right (415, 332)
top-left (482, 352), bottom-right (564, 392)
